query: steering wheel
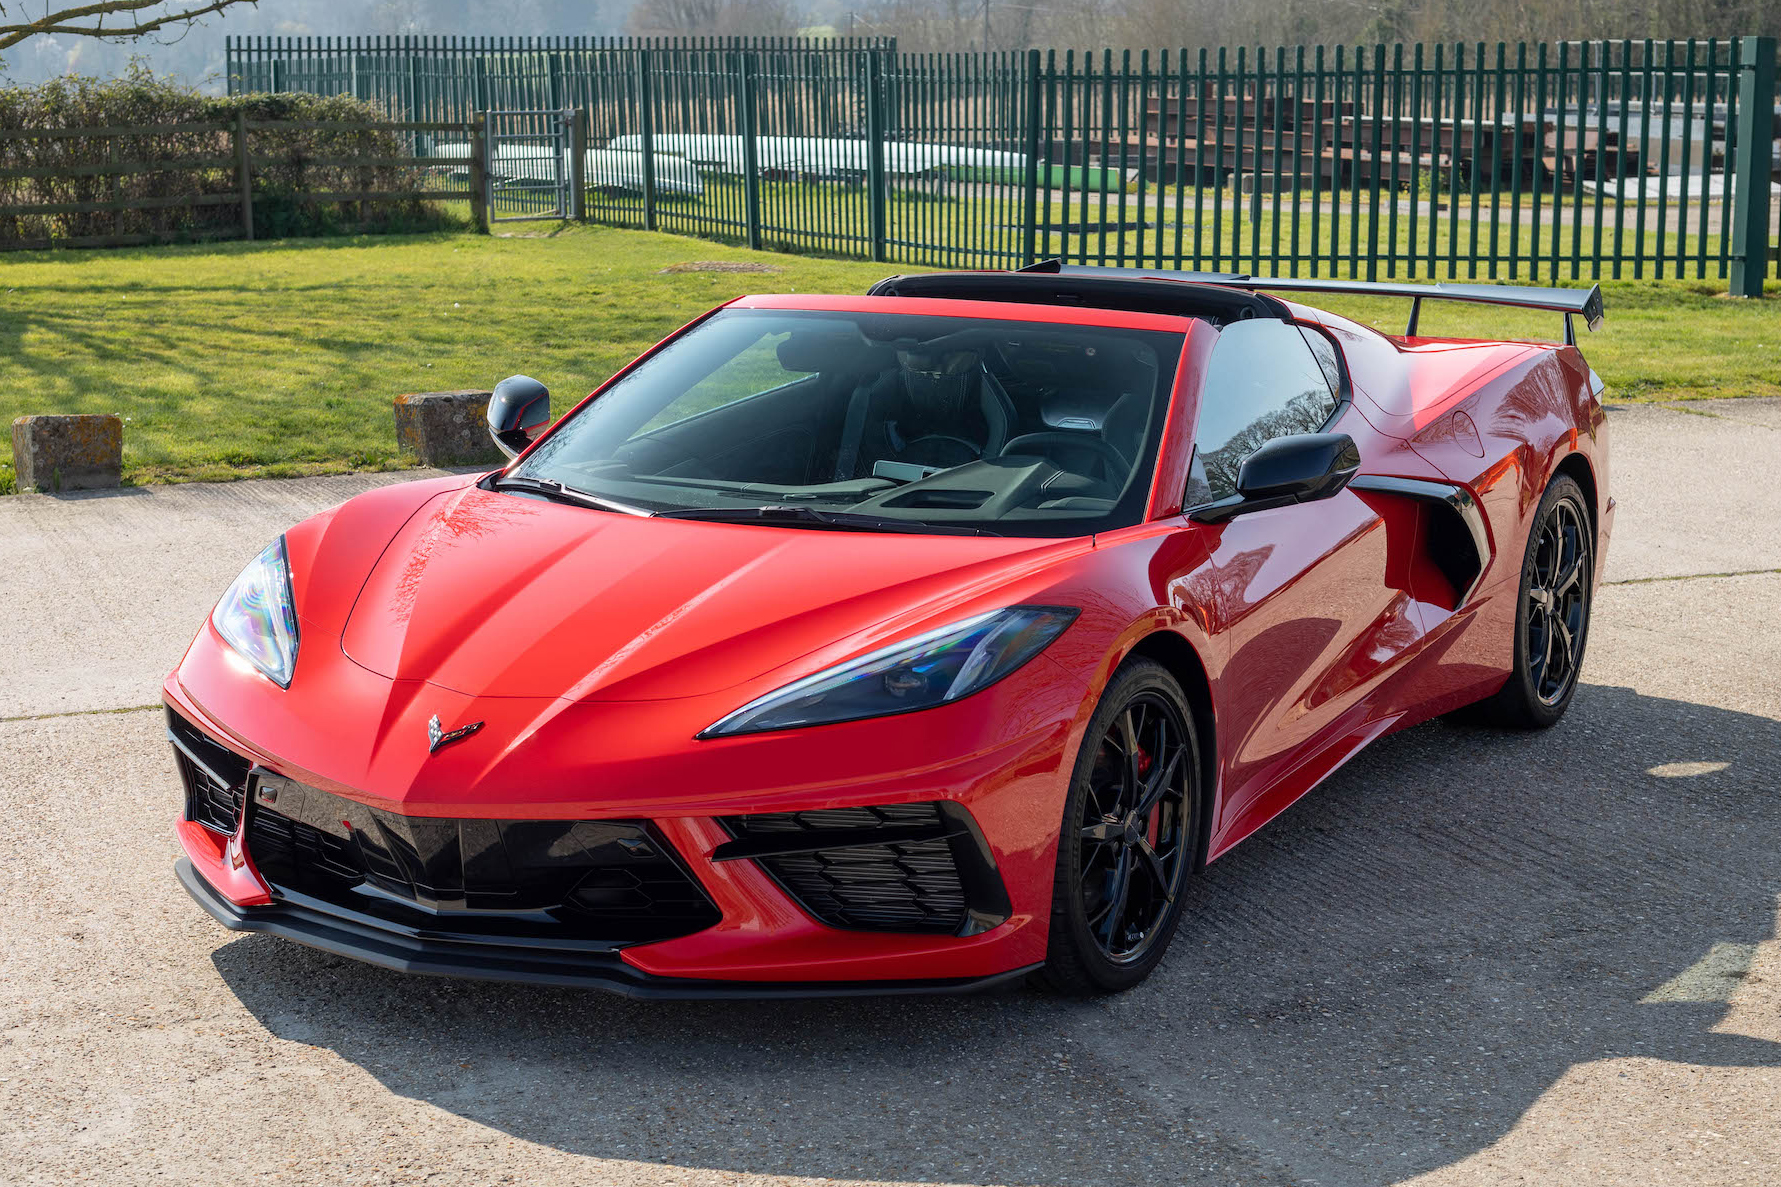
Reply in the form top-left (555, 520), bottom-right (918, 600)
top-left (997, 432), bottom-right (1128, 475)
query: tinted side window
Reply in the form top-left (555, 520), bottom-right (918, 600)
top-left (1300, 326), bottom-right (1344, 396)
top-left (1186, 319), bottom-right (1339, 505)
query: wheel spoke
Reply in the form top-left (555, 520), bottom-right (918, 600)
top-left (1529, 611), bottom-right (1552, 688)
top-left (1090, 847), bottom-right (1132, 937)
top-left (1084, 769), bottom-right (1117, 818)
top-left (1526, 609), bottom-right (1545, 679)
top-left (1136, 747), bottom-right (1186, 816)
top-left (1552, 556), bottom-right (1584, 599)
top-left (1133, 836), bottom-right (1173, 903)
top-left (1551, 616), bottom-right (1576, 676)
top-left (1081, 838), bottom-right (1117, 873)
top-left (1081, 820), bottom-right (1121, 842)
top-left (1116, 708), bottom-right (1142, 806)
top-left (1534, 526), bottom-right (1561, 587)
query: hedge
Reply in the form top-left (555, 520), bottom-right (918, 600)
top-left (0, 65), bottom-right (468, 246)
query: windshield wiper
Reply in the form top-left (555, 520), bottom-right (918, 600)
top-left (487, 474), bottom-right (652, 517)
top-left (655, 505), bottom-right (1001, 536)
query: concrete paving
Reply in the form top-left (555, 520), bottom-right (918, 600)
top-left (2, 400), bottom-right (1778, 1186)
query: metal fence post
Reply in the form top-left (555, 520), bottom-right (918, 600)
top-left (639, 49), bottom-right (658, 231)
top-left (234, 109), bottom-right (254, 241)
top-left (570, 108), bottom-right (588, 221)
top-left (1729, 36), bottom-right (1777, 297)
top-left (1021, 48), bottom-right (1043, 265)
top-left (740, 54), bottom-right (763, 251)
top-left (864, 50), bottom-right (888, 262)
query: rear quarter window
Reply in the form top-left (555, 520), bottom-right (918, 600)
top-left (1186, 319), bottom-right (1340, 506)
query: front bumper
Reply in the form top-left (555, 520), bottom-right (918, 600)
top-left (166, 636), bottom-right (1082, 991)
top-left (176, 858), bottom-right (1036, 999)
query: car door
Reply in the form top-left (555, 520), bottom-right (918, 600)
top-left (1179, 319), bottom-right (1429, 854)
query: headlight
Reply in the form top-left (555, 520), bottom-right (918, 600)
top-left (699, 605), bottom-right (1077, 738)
top-left (211, 536), bottom-right (299, 688)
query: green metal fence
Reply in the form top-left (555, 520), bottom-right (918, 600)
top-left (229, 35), bottom-right (1780, 294)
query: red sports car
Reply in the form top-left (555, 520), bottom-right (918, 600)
top-left (167, 264), bottom-right (1611, 997)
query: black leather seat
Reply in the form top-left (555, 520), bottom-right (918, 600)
top-left (836, 364), bottom-right (1017, 480)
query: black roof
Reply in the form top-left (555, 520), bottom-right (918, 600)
top-left (865, 268), bottom-right (1291, 326)
top-left (868, 262), bottom-right (1604, 340)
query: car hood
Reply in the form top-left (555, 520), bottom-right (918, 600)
top-left (339, 484), bottom-right (1075, 702)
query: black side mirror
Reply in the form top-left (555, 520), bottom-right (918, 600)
top-left (488, 374), bottom-right (551, 459)
top-left (1189, 432), bottom-right (1361, 524)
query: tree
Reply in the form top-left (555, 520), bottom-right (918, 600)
top-left (0, 1), bottom-right (258, 53)
top-left (625, 0), bottom-right (799, 38)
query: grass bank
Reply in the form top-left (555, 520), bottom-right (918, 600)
top-left (0, 223), bottom-right (1775, 490)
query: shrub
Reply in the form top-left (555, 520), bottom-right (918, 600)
top-left (0, 63), bottom-right (466, 247)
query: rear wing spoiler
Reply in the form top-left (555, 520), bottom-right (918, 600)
top-left (1019, 262), bottom-right (1604, 345)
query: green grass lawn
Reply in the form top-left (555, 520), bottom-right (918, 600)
top-left (1, 222), bottom-right (1776, 492)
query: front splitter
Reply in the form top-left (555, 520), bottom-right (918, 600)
top-left (177, 859), bottom-right (1039, 1000)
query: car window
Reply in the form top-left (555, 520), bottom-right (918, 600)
top-left (639, 329), bottom-right (815, 432)
top-left (1185, 319), bottom-right (1339, 506)
top-left (1300, 326), bottom-right (1344, 396)
top-left (510, 308), bottom-right (1184, 538)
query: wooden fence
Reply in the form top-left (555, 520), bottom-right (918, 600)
top-left (0, 115), bottom-right (488, 251)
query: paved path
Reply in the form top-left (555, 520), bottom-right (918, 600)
top-left (3, 401), bottom-right (1778, 1186)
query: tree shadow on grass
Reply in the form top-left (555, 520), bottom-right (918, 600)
top-left (212, 682), bottom-right (1781, 1186)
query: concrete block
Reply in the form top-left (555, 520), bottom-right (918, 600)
top-left (393, 390), bottom-right (501, 467)
top-left (11, 414), bottom-right (122, 492)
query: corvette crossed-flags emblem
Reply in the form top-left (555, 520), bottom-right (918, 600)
top-left (426, 714), bottom-right (483, 754)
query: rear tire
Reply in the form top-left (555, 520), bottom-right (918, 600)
top-left (1477, 473), bottom-right (1594, 729)
top-left (1037, 659), bottom-right (1200, 996)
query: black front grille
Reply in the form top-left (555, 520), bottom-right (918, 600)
top-left (169, 710), bottom-right (249, 834)
top-left (720, 802), bottom-right (1009, 936)
top-left (243, 778), bottom-right (719, 947)
top-left (165, 709), bottom-right (720, 949)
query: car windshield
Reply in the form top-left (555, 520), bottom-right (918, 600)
top-left (509, 308), bottom-right (1184, 537)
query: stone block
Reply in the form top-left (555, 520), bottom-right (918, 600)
top-left (11, 414), bottom-right (122, 492)
top-left (393, 390), bottom-right (502, 467)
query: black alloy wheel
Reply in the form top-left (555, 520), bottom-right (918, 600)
top-left (1479, 473), bottom-right (1595, 729)
top-left (1040, 659), bottom-right (1199, 994)
top-left (1526, 495), bottom-right (1590, 706)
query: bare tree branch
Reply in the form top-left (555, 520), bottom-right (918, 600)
top-left (0, 0), bottom-right (258, 53)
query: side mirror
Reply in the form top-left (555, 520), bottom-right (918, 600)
top-left (488, 374), bottom-right (551, 459)
top-left (1189, 432), bottom-right (1360, 524)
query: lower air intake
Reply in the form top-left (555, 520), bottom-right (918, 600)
top-left (718, 801), bottom-right (1010, 937)
top-left (168, 709), bottom-right (249, 834)
top-left (243, 783), bottom-right (721, 946)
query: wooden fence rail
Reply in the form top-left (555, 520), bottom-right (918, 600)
top-left (0, 116), bottom-right (487, 251)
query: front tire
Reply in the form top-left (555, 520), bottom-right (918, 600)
top-left (1038, 659), bottom-right (1200, 995)
top-left (1479, 473), bottom-right (1595, 729)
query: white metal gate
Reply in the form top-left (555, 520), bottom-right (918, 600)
top-left (484, 109), bottom-right (574, 222)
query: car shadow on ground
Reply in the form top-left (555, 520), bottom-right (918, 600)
top-left (213, 682), bottom-right (1781, 1187)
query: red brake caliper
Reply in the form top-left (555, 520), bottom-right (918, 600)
top-left (1135, 747), bottom-right (1161, 845)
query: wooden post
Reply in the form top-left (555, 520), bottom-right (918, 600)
top-left (469, 117), bottom-right (490, 233)
top-left (234, 109), bottom-right (254, 241)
